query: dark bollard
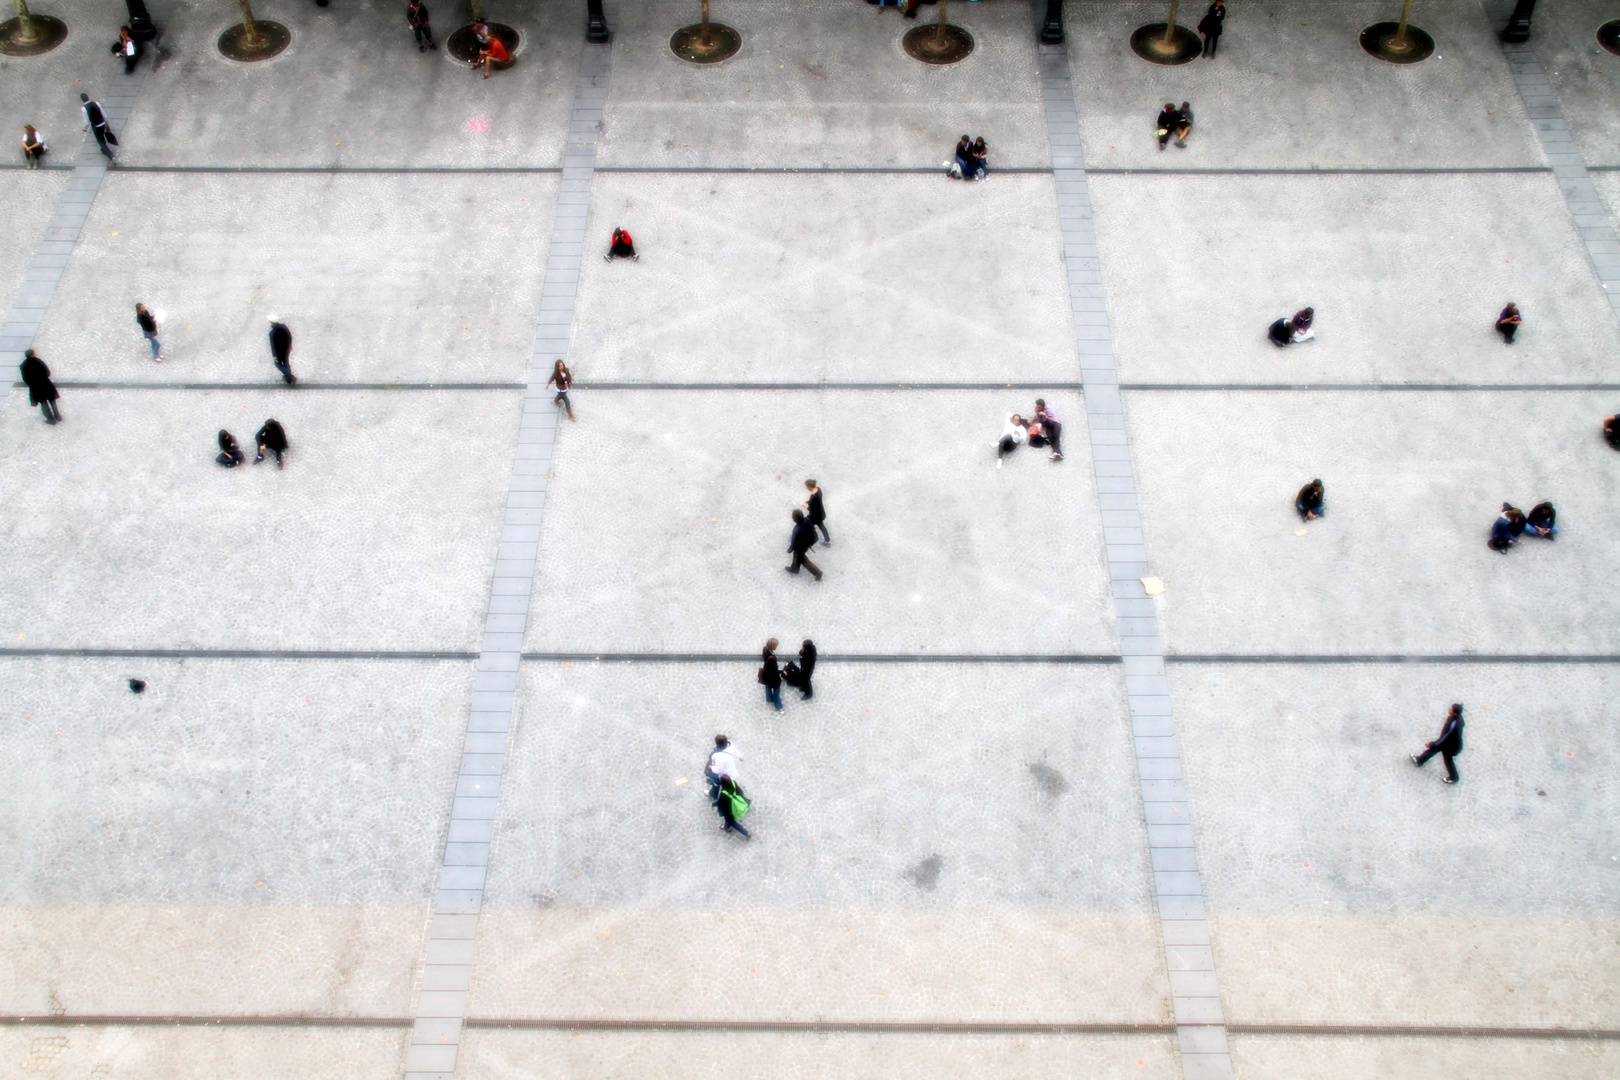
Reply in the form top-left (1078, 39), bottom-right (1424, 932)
top-left (586, 0), bottom-right (611, 43)
top-left (1499, 0), bottom-right (1536, 43)
top-left (1040, 0), bottom-right (1064, 44)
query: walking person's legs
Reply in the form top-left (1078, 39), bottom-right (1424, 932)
top-left (765, 684), bottom-right (782, 710)
top-left (40, 400), bottom-right (60, 423)
top-left (1441, 752), bottom-right (1459, 784)
top-left (93, 126), bottom-right (113, 159)
top-left (274, 357), bottom-right (295, 385)
top-left (145, 332), bottom-right (161, 359)
top-left (815, 520), bottom-right (830, 544)
top-left (555, 390), bottom-right (574, 420)
top-left (1411, 744), bottom-right (1439, 767)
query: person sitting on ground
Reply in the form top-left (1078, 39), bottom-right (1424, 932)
top-left (1034, 398), bottom-right (1063, 461)
top-left (1606, 413), bottom-right (1620, 450)
top-left (1495, 302), bottom-right (1521, 344)
top-left (1295, 478), bottom-right (1325, 520)
top-left (969, 136), bottom-right (989, 179)
top-left (995, 413), bottom-right (1026, 469)
top-left (255, 418), bottom-right (288, 469)
top-left (1488, 502), bottom-right (1525, 552)
top-left (1290, 307), bottom-right (1316, 342)
top-left (21, 125), bottom-right (45, 169)
top-left (605, 227), bottom-right (638, 262)
top-left (1523, 501), bottom-right (1557, 539)
top-left (947, 134), bottom-right (973, 180)
top-left (1157, 103), bottom-right (1179, 150)
top-left (216, 429), bottom-right (245, 468)
top-left (1173, 102), bottom-right (1194, 148)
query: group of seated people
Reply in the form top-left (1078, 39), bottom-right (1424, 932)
top-left (216, 420), bottom-right (288, 469)
top-left (469, 19), bottom-right (509, 78)
top-left (1269, 307), bottom-right (1315, 346)
top-left (1155, 102), bottom-right (1194, 150)
top-left (947, 135), bottom-right (989, 181)
top-left (1489, 501), bottom-right (1557, 551)
top-left (994, 399), bottom-right (1063, 468)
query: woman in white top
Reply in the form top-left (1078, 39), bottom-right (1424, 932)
top-left (995, 413), bottom-right (1026, 469)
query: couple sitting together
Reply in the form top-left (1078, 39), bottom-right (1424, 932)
top-left (1489, 501), bottom-right (1557, 551)
top-left (947, 135), bottom-right (989, 181)
top-left (994, 399), bottom-right (1063, 468)
top-left (1268, 307), bottom-right (1315, 346)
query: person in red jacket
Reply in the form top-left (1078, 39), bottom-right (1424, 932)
top-left (605, 227), bottom-right (638, 262)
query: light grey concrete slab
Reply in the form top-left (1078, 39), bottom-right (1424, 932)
top-left (568, 173), bottom-right (1077, 383)
top-left (1066, 1), bottom-right (1544, 170)
top-left (0, 389), bottom-right (518, 650)
top-left (1172, 663), bottom-right (1620, 1028)
top-left (114, 0), bottom-right (581, 168)
top-left (1125, 391), bottom-right (1620, 655)
top-left (0, 1027), bottom-right (407, 1080)
top-left (1088, 171), bottom-right (1620, 384)
top-left (0, 172), bottom-right (70, 319)
top-left (597, 0), bottom-right (1048, 169)
top-left (461, 1029), bottom-right (1183, 1080)
top-left (0, 657), bottom-right (469, 1016)
top-left (29, 173), bottom-right (557, 383)
top-left (1524, 0), bottom-right (1620, 169)
top-left (472, 661), bottom-right (1162, 1022)
top-left (523, 389), bottom-right (1113, 653)
top-left (1229, 1034), bottom-right (1620, 1080)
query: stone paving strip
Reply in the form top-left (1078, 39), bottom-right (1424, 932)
top-left (0, 4), bottom-right (173, 371)
top-left (400, 41), bottom-right (612, 1080)
top-left (1038, 37), bottom-right (1234, 1080)
top-left (1492, 8), bottom-right (1620, 321)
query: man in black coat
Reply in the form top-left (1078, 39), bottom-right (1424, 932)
top-left (255, 418), bottom-right (289, 468)
top-left (1198, 0), bottom-right (1224, 58)
top-left (1411, 704), bottom-right (1464, 784)
top-left (267, 318), bottom-right (296, 385)
top-left (784, 510), bottom-right (823, 581)
top-left (20, 349), bottom-right (61, 424)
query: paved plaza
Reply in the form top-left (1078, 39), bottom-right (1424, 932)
top-left (3, 1), bottom-right (1620, 1078)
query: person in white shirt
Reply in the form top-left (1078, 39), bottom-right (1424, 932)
top-left (995, 413), bottom-right (1027, 469)
top-left (706, 735), bottom-right (740, 796)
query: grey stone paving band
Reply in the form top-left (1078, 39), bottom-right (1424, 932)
top-left (1037, 32), bottom-right (1234, 1080)
top-left (0, 4), bottom-right (173, 370)
top-left (1492, 12), bottom-right (1620, 321)
top-left (400, 42), bottom-right (612, 1080)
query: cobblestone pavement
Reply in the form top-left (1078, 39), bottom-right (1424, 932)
top-left (3, 1), bottom-right (1620, 1079)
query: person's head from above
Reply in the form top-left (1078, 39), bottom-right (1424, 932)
top-left (1299, 307), bottom-right (1314, 320)
top-left (553, 358), bottom-right (568, 375)
top-left (80, 93), bottom-right (89, 103)
top-left (802, 639), bottom-right (814, 652)
top-left (1181, 101), bottom-right (1191, 112)
top-left (1308, 478), bottom-right (1323, 492)
top-left (714, 734), bottom-right (729, 749)
top-left (805, 478), bottom-right (817, 491)
top-left (24, 348), bottom-right (37, 359)
top-left (23, 124), bottom-right (36, 137)
top-left (1011, 413), bottom-right (1023, 426)
top-left (136, 302), bottom-right (147, 314)
top-left (1504, 302), bottom-right (1518, 314)
top-left (764, 638), bottom-right (778, 652)
top-left (958, 134), bottom-right (970, 145)
top-left (972, 137), bottom-right (986, 151)
top-left (1164, 102), bottom-right (1176, 111)
top-left (1035, 398), bottom-right (1047, 413)
top-left (1501, 501), bottom-right (1515, 513)
top-left (791, 509), bottom-right (805, 524)
top-left (1449, 703), bottom-right (1463, 718)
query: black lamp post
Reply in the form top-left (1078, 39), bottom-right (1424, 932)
top-left (1040, 0), bottom-right (1063, 44)
top-left (586, 0), bottom-right (610, 42)
top-left (1499, 0), bottom-right (1536, 43)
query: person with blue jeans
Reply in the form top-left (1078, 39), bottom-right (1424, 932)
top-left (760, 639), bottom-right (783, 710)
top-left (1523, 502), bottom-right (1557, 539)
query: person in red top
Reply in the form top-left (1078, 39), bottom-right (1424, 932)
top-left (605, 227), bottom-right (638, 262)
top-left (476, 32), bottom-right (508, 78)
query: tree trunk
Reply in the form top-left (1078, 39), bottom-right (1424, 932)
top-left (935, 0), bottom-right (947, 45)
top-left (236, 0), bottom-right (262, 46)
top-left (12, 0), bottom-right (43, 45)
top-left (1392, 0), bottom-right (1413, 47)
top-left (1162, 0), bottom-right (1181, 44)
top-left (468, 0), bottom-right (484, 20)
top-left (700, 0), bottom-right (711, 46)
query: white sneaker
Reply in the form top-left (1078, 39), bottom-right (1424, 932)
top-left (995, 458), bottom-right (1002, 470)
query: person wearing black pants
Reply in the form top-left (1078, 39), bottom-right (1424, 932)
top-left (1198, 0), bottom-right (1224, 57)
top-left (715, 776), bottom-right (750, 839)
top-left (80, 94), bottom-right (114, 160)
top-left (784, 510), bottom-right (823, 581)
top-left (267, 319), bottom-right (296, 385)
top-left (20, 349), bottom-right (61, 424)
top-left (1035, 399), bottom-right (1063, 461)
top-left (794, 639), bottom-right (816, 700)
top-left (760, 639), bottom-right (783, 711)
top-left (406, 1), bottom-right (436, 50)
top-left (1411, 704), bottom-right (1465, 784)
top-left (803, 479), bottom-right (830, 545)
top-left (255, 418), bottom-right (288, 468)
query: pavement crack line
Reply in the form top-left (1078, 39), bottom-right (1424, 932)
top-left (398, 41), bottom-right (612, 1080)
top-left (1036, 22), bottom-right (1234, 1080)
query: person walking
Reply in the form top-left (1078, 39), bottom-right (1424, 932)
top-left (22, 124), bottom-right (46, 168)
top-left (1411, 704), bottom-right (1465, 785)
top-left (785, 510), bottom-right (823, 581)
top-left (255, 418), bottom-right (288, 468)
top-left (715, 775), bottom-right (750, 839)
top-left (267, 318), bottom-right (296, 385)
top-left (803, 479), bottom-right (830, 545)
top-left (135, 302), bottom-right (160, 359)
top-left (406, 0), bottom-right (437, 51)
top-left (547, 359), bottom-right (575, 420)
top-left (1198, 0), bottom-right (1225, 58)
top-left (19, 349), bottom-right (62, 424)
top-left (706, 734), bottom-right (742, 801)
top-left (1495, 302), bottom-right (1521, 344)
top-left (216, 429), bottom-right (245, 467)
top-left (793, 639), bottom-right (816, 700)
top-left (80, 94), bottom-right (115, 161)
top-left (759, 639), bottom-right (784, 710)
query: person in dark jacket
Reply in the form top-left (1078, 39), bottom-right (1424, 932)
top-left (1523, 501), bottom-right (1557, 539)
top-left (715, 775), bottom-right (750, 839)
top-left (1495, 302), bottom-right (1521, 344)
top-left (1411, 703), bottom-right (1464, 784)
top-left (803, 478), bottom-right (830, 545)
top-left (1295, 479), bottom-right (1324, 520)
top-left (267, 318), bottom-right (296, 385)
top-left (949, 134), bottom-right (973, 179)
top-left (760, 638), bottom-right (783, 711)
top-left (216, 429), bottom-right (245, 467)
top-left (785, 510), bottom-right (823, 580)
top-left (406, 0), bottom-right (436, 51)
top-left (794, 639), bottom-right (816, 700)
top-left (1156, 103), bottom-right (1179, 150)
top-left (19, 349), bottom-right (61, 423)
top-left (1606, 413), bottom-right (1620, 450)
top-left (255, 418), bottom-right (288, 468)
top-left (1197, 0), bottom-right (1224, 57)
top-left (135, 302), bottom-right (160, 359)
top-left (1488, 503), bottom-right (1525, 552)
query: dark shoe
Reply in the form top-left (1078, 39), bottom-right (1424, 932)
top-left (419, 44), bottom-right (426, 52)
top-left (430, 42), bottom-right (438, 49)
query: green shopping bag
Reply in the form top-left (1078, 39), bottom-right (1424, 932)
top-left (726, 788), bottom-right (751, 820)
